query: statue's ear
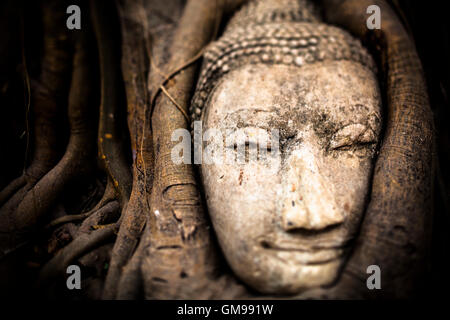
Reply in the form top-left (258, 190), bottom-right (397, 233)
top-left (321, 0), bottom-right (434, 298)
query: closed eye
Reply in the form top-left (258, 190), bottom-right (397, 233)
top-left (329, 124), bottom-right (377, 150)
top-left (227, 141), bottom-right (272, 152)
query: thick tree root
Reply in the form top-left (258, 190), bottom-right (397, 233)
top-left (0, 15), bottom-right (100, 258)
top-left (90, 0), bottom-right (132, 205)
top-left (116, 224), bottom-right (148, 299)
top-left (102, 0), bottom-right (154, 299)
top-left (0, 0), bottom-right (74, 257)
top-left (0, 0), bottom-right (73, 214)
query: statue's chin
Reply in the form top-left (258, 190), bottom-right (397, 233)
top-left (228, 247), bottom-right (344, 295)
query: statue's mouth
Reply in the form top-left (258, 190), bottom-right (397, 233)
top-left (257, 237), bottom-right (350, 265)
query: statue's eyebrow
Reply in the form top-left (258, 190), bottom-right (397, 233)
top-left (222, 125), bottom-right (275, 134)
top-left (222, 109), bottom-right (282, 131)
top-left (227, 107), bottom-right (279, 116)
top-left (223, 107), bottom-right (282, 122)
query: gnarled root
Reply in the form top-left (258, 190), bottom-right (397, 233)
top-left (37, 223), bottom-right (117, 289)
top-left (45, 180), bottom-right (118, 230)
top-left (0, 0), bottom-right (75, 257)
top-left (101, 0), bottom-right (154, 299)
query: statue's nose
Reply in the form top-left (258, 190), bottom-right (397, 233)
top-left (279, 148), bottom-right (344, 231)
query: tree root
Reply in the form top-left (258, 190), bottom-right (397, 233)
top-left (76, 200), bottom-right (120, 236)
top-left (46, 179), bottom-right (117, 231)
top-left (37, 223), bottom-right (117, 288)
top-left (116, 224), bottom-right (149, 299)
top-left (0, 176), bottom-right (26, 208)
top-left (0, 0), bottom-right (73, 214)
top-left (87, 1), bottom-right (138, 296)
top-left (47, 199), bottom-right (120, 232)
top-left (90, 0), bottom-right (132, 205)
top-left (102, 0), bottom-right (154, 299)
top-left (0, 3), bottom-right (98, 258)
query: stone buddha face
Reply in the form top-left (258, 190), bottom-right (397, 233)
top-left (200, 60), bottom-right (382, 294)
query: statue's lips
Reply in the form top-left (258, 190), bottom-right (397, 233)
top-left (257, 237), bottom-right (349, 265)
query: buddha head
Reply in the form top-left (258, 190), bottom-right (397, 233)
top-left (190, 0), bottom-right (382, 295)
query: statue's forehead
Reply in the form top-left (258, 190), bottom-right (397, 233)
top-left (206, 61), bottom-right (381, 122)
